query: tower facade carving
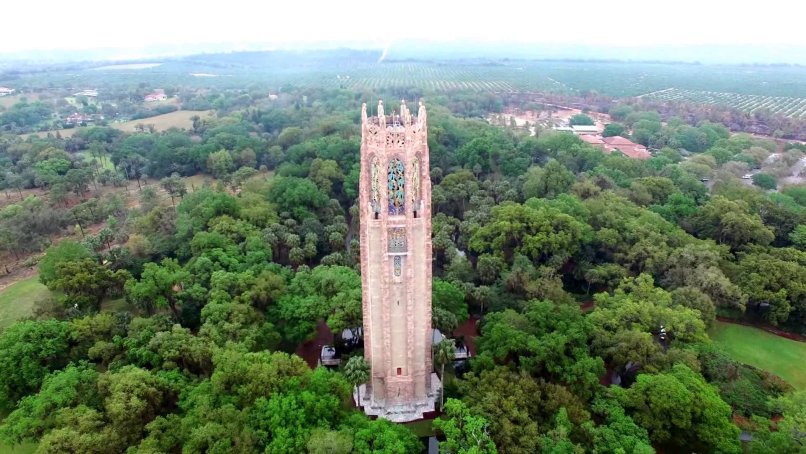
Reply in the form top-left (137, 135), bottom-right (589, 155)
top-left (358, 100), bottom-right (438, 421)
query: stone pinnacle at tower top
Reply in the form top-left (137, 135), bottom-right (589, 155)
top-left (356, 100), bottom-right (439, 422)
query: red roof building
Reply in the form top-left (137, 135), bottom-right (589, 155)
top-left (602, 136), bottom-right (651, 159)
top-left (580, 135), bottom-right (605, 146)
top-left (144, 89), bottom-right (168, 102)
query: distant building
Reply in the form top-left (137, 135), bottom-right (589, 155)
top-left (602, 136), bottom-right (651, 159)
top-left (268, 93), bottom-right (279, 100)
top-left (571, 125), bottom-right (599, 135)
top-left (144, 90), bottom-right (168, 102)
top-left (74, 89), bottom-right (98, 97)
top-left (64, 112), bottom-right (95, 125)
top-left (0, 87), bottom-right (15, 96)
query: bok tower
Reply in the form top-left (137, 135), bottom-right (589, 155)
top-left (358, 100), bottom-right (438, 421)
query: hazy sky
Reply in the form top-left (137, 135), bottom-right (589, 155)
top-left (1, 0), bottom-right (804, 54)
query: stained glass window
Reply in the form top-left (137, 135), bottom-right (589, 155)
top-left (393, 256), bottom-right (402, 277)
top-left (387, 158), bottom-right (405, 215)
top-left (388, 228), bottom-right (407, 252)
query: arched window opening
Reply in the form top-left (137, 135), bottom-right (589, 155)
top-left (411, 155), bottom-right (421, 218)
top-left (370, 157), bottom-right (380, 218)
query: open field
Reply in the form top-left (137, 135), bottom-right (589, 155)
top-left (20, 110), bottom-right (212, 139)
top-left (643, 88), bottom-right (806, 118)
top-left (0, 94), bottom-right (40, 109)
top-left (0, 276), bottom-right (49, 331)
top-left (709, 321), bottom-right (806, 390)
top-left (112, 109), bottom-right (211, 133)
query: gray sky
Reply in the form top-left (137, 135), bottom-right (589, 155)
top-left (2, 0), bottom-right (804, 55)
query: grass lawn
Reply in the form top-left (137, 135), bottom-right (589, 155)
top-left (112, 110), bottom-right (212, 133)
top-left (709, 321), bottom-right (806, 390)
top-left (0, 442), bottom-right (36, 454)
top-left (0, 276), bottom-right (50, 331)
top-left (81, 151), bottom-right (115, 171)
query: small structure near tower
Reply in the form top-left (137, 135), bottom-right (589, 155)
top-left (357, 100), bottom-right (439, 422)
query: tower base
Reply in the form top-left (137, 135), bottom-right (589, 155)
top-left (355, 373), bottom-right (441, 422)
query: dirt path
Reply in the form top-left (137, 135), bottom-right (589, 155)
top-left (0, 267), bottom-right (37, 293)
top-left (294, 320), bottom-right (334, 369)
top-left (453, 315), bottom-right (480, 356)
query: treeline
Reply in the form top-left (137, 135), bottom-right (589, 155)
top-left (0, 87), bottom-right (805, 453)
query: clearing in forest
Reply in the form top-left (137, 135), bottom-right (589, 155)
top-left (709, 321), bottom-right (806, 390)
top-left (0, 276), bottom-right (49, 330)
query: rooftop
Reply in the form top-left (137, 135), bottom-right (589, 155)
top-left (602, 136), bottom-right (651, 159)
top-left (580, 134), bottom-right (605, 145)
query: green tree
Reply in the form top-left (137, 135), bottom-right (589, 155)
top-left (210, 349), bottom-right (309, 407)
top-left (0, 320), bottom-right (73, 412)
top-left (307, 428), bottom-right (353, 454)
top-left (752, 172), bottom-right (777, 190)
top-left (206, 149), bottom-right (234, 178)
top-left (278, 265), bottom-right (362, 345)
top-left (434, 339), bottom-right (456, 410)
top-left (309, 158), bottom-right (345, 195)
top-left (433, 399), bottom-right (497, 454)
top-left (351, 416), bottom-right (422, 454)
top-left (748, 391), bottom-right (806, 454)
top-left (589, 274), bottom-right (707, 372)
top-left (790, 224), bottom-right (806, 250)
top-left (97, 366), bottom-right (178, 448)
top-left (690, 196), bottom-right (774, 249)
top-left (459, 368), bottom-right (590, 453)
top-left (602, 123), bottom-right (625, 137)
top-left (470, 200), bottom-right (590, 268)
top-left (433, 279), bottom-right (468, 324)
top-left (268, 176), bottom-right (329, 219)
top-left (125, 258), bottom-right (190, 319)
top-left (585, 398), bottom-right (653, 454)
top-left (160, 172), bottom-right (187, 207)
top-left (522, 160), bottom-right (575, 199)
top-left (343, 355), bottom-right (370, 407)
top-left (478, 300), bottom-right (603, 397)
top-left (49, 259), bottom-right (130, 311)
top-left (0, 363), bottom-right (99, 444)
top-left (38, 241), bottom-right (92, 286)
top-left (734, 247), bottom-right (806, 325)
top-left (569, 114), bottom-right (594, 126)
top-left (616, 364), bottom-right (741, 453)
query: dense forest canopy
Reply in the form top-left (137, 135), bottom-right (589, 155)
top-left (0, 74), bottom-right (805, 453)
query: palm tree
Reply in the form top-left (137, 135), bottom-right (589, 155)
top-left (344, 355), bottom-right (370, 408)
top-left (434, 338), bottom-right (456, 410)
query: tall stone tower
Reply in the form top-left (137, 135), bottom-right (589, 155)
top-left (358, 100), bottom-right (438, 422)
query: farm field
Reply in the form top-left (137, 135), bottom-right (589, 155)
top-left (20, 110), bottom-right (212, 139)
top-left (6, 54), bottom-right (806, 100)
top-left (0, 276), bottom-right (49, 331)
top-left (709, 321), bottom-right (806, 390)
top-left (642, 88), bottom-right (806, 118)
